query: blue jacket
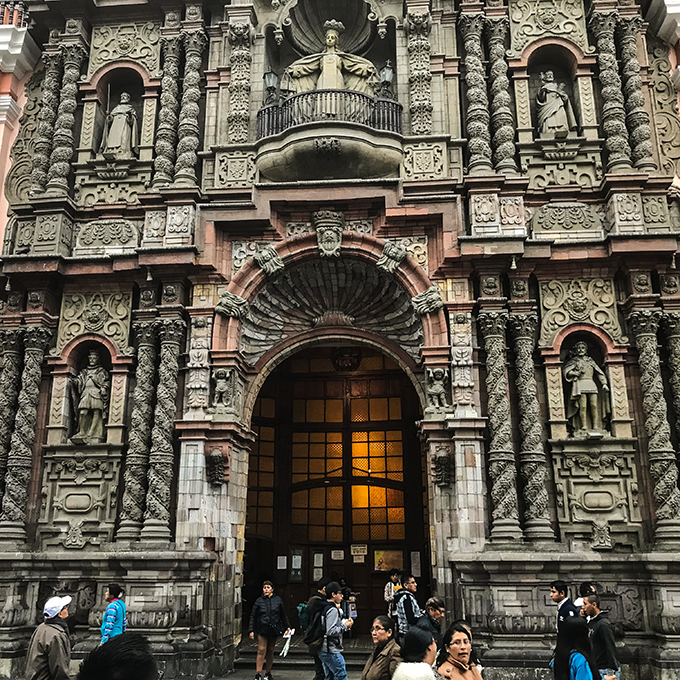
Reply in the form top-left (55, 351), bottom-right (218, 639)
top-left (101, 598), bottom-right (127, 643)
top-left (550, 651), bottom-right (595, 680)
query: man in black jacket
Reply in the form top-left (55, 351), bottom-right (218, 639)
top-left (307, 577), bottom-right (332, 680)
top-left (414, 596), bottom-right (445, 649)
top-left (394, 575), bottom-right (423, 640)
top-left (583, 593), bottom-right (620, 680)
top-left (248, 581), bottom-right (290, 680)
top-left (550, 580), bottom-right (579, 632)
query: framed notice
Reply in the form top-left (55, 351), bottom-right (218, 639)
top-left (313, 552), bottom-right (324, 568)
top-left (313, 567), bottom-right (324, 582)
top-left (290, 549), bottom-right (303, 581)
top-left (374, 549), bottom-right (404, 572)
top-left (351, 544), bottom-right (368, 556)
top-left (331, 549), bottom-right (345, 561)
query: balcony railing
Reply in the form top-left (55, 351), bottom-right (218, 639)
top-left (257, 89), bottom-right (403, 140)
top-left (0, 1), bottom-right (29, 27)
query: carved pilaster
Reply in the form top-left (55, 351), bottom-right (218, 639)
top-left (588, 12), bottom-right (633, 173)
top-left (116, 321), bottom-right (158, 540)
top-left (459, 14), bottom-right (493, 175)
top-left (0, 326), bottom-right (53, 542)
top-left (405, 11), bottom-right (433, 135)
top-left (485, 18), bottom-right (518, 175)
top-left (30, 51), bottom-right (62, 195)
top-left (141, 317), bottom-right (186, 541)
top-left (617, 16), bottom-right (656, 172)
top-left (227, 22), bottom-right (253, 144)
top-left (477, 311), bottom-right (522, 541)
top-left (0, 330), bottom-right (23, 509)
top-left (152, 36), bottom-right (182, 188)
top-left (508, 313), bottom-right (556, 541)
top-left (173, 30), bottom-right (207, 186)
top-left (662, 313), bottom-right (680, 445)
top-left (627, 309), bottom-right (680, 540)
top-left (45, 43), bottom-right (87, 195)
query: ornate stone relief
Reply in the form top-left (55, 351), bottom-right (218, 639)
top-left (215, 291), bottom-right (249, 321)
top-left (538, 279), bottom-right (624, 346)
top-left (412, 286), bottom-right (444, 315)
top-left (384, 237), bottom-right (428, 271)
top-left (376, 241), bottom-right (408, 275)
top-left (470, 194), bottom-right (500, 235)
top-left (532, 202), bottom-right (603, 241)
top-left (403, 142), bottom-right (446, 180)
top-left (313, 210), bottom-right (344, 257)
top-left (433, 449), bottom-right (452, 487)
top-left (642, 196), bottom-right (671, 231)
top-left (206, 449), bottom-right (226, 487)
top-left (606, 193), bottom-right (644, 234)
top-left (426, 368), bottom-right (451, 414)
top-left (89, 23), bottom-right (161, 77)
top-left (73, 219), bottom-right (141, 257)
top-left (31, 213), bottom-right (74, 256)
top-left (254, 245), bottom-right (285, 277)
top-left (185, 317), bottom-right (212, 417)
top-left (216, 151), bottom-right (256, 188)
top-left (56, 292), bottom-right (133, 355)
top-left (450, 313), bottom-right (476, 417)
top-left (70, 349), bottom-right (111, 445)
top-left (141, 211), bottom-right (167, 248)
top-left (285, 219), bottom-right (373, 238)
top-left (499, 197), bottom-right (526, 235)
top-left (227, 22), bottom-right (254, 144)
top-left (405, 12), bottom-right (432, 135)
top-left (231, 241), bottom-right (270, 276)
top-left (210, 368), bottom-right (243, 416)
top-left (164, 205), bottom-right (195, 247)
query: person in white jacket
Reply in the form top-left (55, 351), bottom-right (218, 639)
top-left (392, 627), bottom-right (437, 680)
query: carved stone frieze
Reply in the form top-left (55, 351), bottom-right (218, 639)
top-left (405, 12), bottom-right (433, 136)
top-left (532, 202), bottom-right (603, 241)
top-left (538, 278), bottom-right (624, 346)
top-left (56, 292), bottom-right (133, 355)
top-left (412, 286), bottom-right (444, 315)
top-left (89, 23), bottom-right (161, 77)
top-left (216, 291), bottom-right (249, 321)
top-left (403, 142), bottom-right (446, 180)
top-left (164, 205), bottom-right (195, 247)
top-left (73, 219), bottom-right (141, 257)
top-left (470, 194), bottom-right (500, 235)
top-left (227, 22), bottom-right (254, 144)
top-left (313, 210), bottom-right (344, 257)
top-left (216, 150), bottom-right (256, 188)
top-left (376, 241), bottom-right (408, 275)
top-left (450, 312), bottom-right (476, 416)
top-left (385, 236), bottom-right (428, 271)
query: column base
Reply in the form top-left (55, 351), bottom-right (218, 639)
top-left (467, 157), bottom-right (495, 177)
top-left (140, 518), bottom-right (172, 544)
top-left (0, 520), bottom-right (27, 544)
top-left (115, 519), bottom-right (143, 541)
top-left (654, 519), bottom-right (680, 545)
top-left (524, 518), bottom-right (557, 542)
top-left (172, 171), bottom-right (198, 188)
top-left (44, 179), bottom-right (69, 196)
top-left (495, 158), bottom-right (519, 176)
top-left (490, 518), bottom-right (523, 543)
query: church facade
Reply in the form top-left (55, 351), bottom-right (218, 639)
top-left (1, 0), bottom-right (680, 677)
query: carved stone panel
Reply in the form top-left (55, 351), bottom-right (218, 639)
top-left (385, 236), bottom-right (429, 271)
top-left (532, 202), bottom-right (603, 241)
top-left (642, 196), bottom-right (671, 232)
top-left (164, 205), bottom-right (196, 247)
top-left (215, 150), bottom-right (256, 188)
top-left (141, 211), bottom-right (167, 248)
top-left (88, 23), bottom-right (162, 77)
top-left (470, 194), bottom-right (500, 236)
top-left (185, 317), bottom-right (213, 419)
top-left (606, 193), bottom-right (644, 235)
top-left (402, 142), bottom-right (446, 180)
top-left (32, 213), bottom-right (73, 256)
top-left (73, 219), bottom-right (141, 257)
top-left (231, 241), bottom-right (270, 276)
top-left (539, 278), bottom-right (624, 346)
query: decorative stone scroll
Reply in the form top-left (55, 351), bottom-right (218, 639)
top-left (539, 279), bottom-right (624, 346)
top-left (215, 291), bottom-right (249, 320)
top-left (89, 22), bottom-right (161, 77)
top-left (313, 210), bottom-right (344, 257)
top-left (0, 331), bottom-right (23, 509)
top-left (73, 219), bottom-right (140, 257)
top-left (231, 241), bottom-right (268, 275)
top-left (254, 246), bottom-right (285, 277)
top-left (227, 22), bottom-right (253, 144)
top-left (412, 286), bottom-right (444, 315)
top-left (532, 202), bottom-right (603, 241)
top-left (385, 236), bottom-right (428, 271)
top-left (376, 241), bottom-right (408, 275)
top-left (405, 11), bottom-right (433, 136)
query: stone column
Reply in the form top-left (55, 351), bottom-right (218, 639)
top-left (662, 312), bottom-right (680, 443)
top-left (116, 321), bottom-right (158, 540)
top-left (0, 326), bottom-right (52, 542)
top-left (618, 16), bottom-right (656, 172)
top-left (152, 36), bottom-right (182, 188)
top-left (627, 309), bottom-right (680, 540)
top-left (508, 313), bottom-right (555, 541)
top-left (588, 12), bottom-right (633, 173)
top-left (459, 14), bottom-right (493, 175)
top-left (173, 30), bottom-right (207, 187)
top-left (485, 18), bottom-right (518, 175)
top-left (477, 310), bottom-right (522, 541)
top-left (0, 329), bottom-right (22, 509)
top-left (141, 317), bottom-right (186, 542)
top-left (227, 21), bottom-right (253, 144)
top-left (405, 10), bottom-right (433, 135)
top-left (45, 44), bottom-right (87, 195)
top-left (30, 50), bottom-right (62, 195)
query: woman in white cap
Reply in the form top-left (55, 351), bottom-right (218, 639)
top-left (24, 595), bottom-right (72, 680)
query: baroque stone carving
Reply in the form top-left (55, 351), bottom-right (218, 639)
top-left (212, 369), bottom-right (239, 410)
top-left (538, 279), bottom-right (624, 346)
top-left (216, 291), bottom-right (249, 321)
top-left (412, 286), bottom-right (444, 315)
top-left (0, 331), bottom-right (23, 509)
top-left (74, 219), bottom-right (140, 256)
top-left (405, 12), bottom-right (432, 135)
top-left (426, 368), bottom-right (450, 411)
top-left (532, 202), bottom-right (602, 240)
top-left (470, 194), bottom-right (500, 234)
top-left (70, 349), bottom-right (111, 444)
top-left (633, 273), bottom-right (652, 293)
top-left (433, 449), bottom-right (452, 487)
top-left (206, 449), bottom-right (225, 487)
top-left (313, 210), bottom-right (344, 257)
top-left (477, 311), bottom-right (522, 539)
top-left (385, 237), bottom-right (428, 271)
top-left (403, 142), bottom-right (445, 180)
top-left (89, 22), bottom-right (161, 76)
top-left (227, 22), bottom-right (253, 144)
top-left (57, 292), bottom-right (132, 355)
top-left (536, 71), bottom-right (577, 139)
top-left (185, 317), bottom-right (212, 415)
top-left (165, 205), bottom-right (195, 247)
top-left (450, 312), bottom-right (476, 415)
top-left (216, 151), bottom-right (256, 188)
top-left (232, 241), bottom-right (268, 275)
top-left (661, 313), bottom-right (680, 443)
top-left (254, 246), bottom-right (285, 277)
top-left (99, 93), bottom-right (139, 160)
top-left (642, 196), bottom-right (670, 227)
top-left (376, 241), bottom-right (408, 275)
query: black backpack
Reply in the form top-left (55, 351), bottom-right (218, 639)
top-left (303, 602), bottom-right (332, 655)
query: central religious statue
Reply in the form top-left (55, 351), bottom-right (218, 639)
top-left (281, 20), bottom-right (379, 95)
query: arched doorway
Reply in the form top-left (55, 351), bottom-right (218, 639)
top-left (243, 344), bottom-right (430, 631)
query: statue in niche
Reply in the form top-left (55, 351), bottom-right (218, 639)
top-left (281, 20), bottom-right (379, 96)
top-left (70, 349), bottom-right (111, 444)
top-left (536, 71), bottom-right (577, 139)
top-left (99, 92), bottom-right (139, 159)
top-left (563, 341), bottom-right (610, 437)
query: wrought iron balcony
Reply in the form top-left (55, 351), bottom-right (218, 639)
top-left (257, 89), bottom-right (403, 139)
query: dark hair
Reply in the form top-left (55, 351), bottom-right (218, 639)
top-left (389, 569), bottom-right (401, 577)
top-left (551, 580), bottom-right (568, 597)
top-left (77, 632), bottom-right (158, 680)
top-left (317, 576), bottom-right (332, 591)
top-left (263, 580), bottom-right (274, 588)
top-left (437, 623), bottom-right (471, 668)
top-left (403, 575), bottom-right (417, 584)
top-left (579, 582), bottom-right (596, 597)
top-left (326, 581), bottom-right (342, 598)
top-left (373, 615), bottom-right (394, 635)
top-left (451, 619), bottom-right (471, 632)
top-left (585, 593), bottom-right (601, 608)
top-left (553, 617), bottom-right (599, 680)
top-left (400, 627), bottom-right (435, 662)
top-left (107, 584), bottom-right (122, 599)
top-left (425, 597), bottom-right (445, 612)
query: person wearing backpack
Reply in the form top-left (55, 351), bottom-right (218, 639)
top-left (249, 581), bottom-right (291, 680)
top-left (318, 581), bottom-right (354, 680)
top-left (307, 577), bottom-right (333, 680)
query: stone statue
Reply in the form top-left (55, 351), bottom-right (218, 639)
top-left (71, 349), bottom-right (111, 443)
top-left (99, 92), bottom-right (139, 159)
top-left (536, 71), bottom-right (577, 139)
top-left (281, 20), bottom-right (379, 96)
top-left (563, 341), bottom-right (610, 436)
top-left (427, 368), bottom-right (450, 409)
top-left (212, 369), bottom-right (231, 408)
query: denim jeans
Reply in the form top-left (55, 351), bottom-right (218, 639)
top-left (599, 669), bottom-right (620, 680)
top-left (318, 651), bottom-right (347, 680)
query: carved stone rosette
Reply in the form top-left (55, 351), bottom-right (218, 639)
top-left (174, 30), bottom-right (207, 186)
top-left (617, 17), bottom-right (656, 172)
top-left (485, 18), bottom-right (518, 175)
top-left (459, 14), bottom-right (493, 175)
top-left (227, 22), bottom-right (253, 144)
top-left (662, 313), bottom-right (680, 444)
top-left (588, 12), bottom-right (633, 173)
top-left (141, 318), bottom-right (186, 541)
top-left (477, 311), bottom-right (522, 540)
top-left (0, 330), bottom-right (23, 509)
top-left (30, 51), bottom-right (62, 195)
top-left (508, 313), bottom-right (555, 541)
top-left (0, 326), bottom-right (53, 542)
top-left (46, 44), bottom-right (87, 194)
top-left (627, 309), bottom-right (680, 539)
top-left (116, 321), bottom-right (158, 540)
top-left (405, 12), bottom-right (433, 135)
top-left (152, 36), bottom-right (182, 188)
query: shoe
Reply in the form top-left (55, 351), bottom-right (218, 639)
top-left (255, 674), bottom-right (262, 680)
top-left (264, 673), bottom-right (273, 680)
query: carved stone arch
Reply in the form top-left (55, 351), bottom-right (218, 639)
top-left (57, 333), bottom-right (122, 368)
top-left (88, 60), bottom-right (156, 90)
top-left (521, 38), bottom-right (587, 74)
top-left (553, 322), bottom-right (624, 356)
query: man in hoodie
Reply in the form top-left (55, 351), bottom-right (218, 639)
top-left (25, 595), bottom-right (72, 680)
top-left (308, 577), bottom-right (333, 680)
top-left (319, 581), bottom-right (354, 680)
top-left (583, 593), bottom-right (620, 680)
top-left (101, 583), bottom-right (128, 644)
top-left (394, 575), bottom-right (422, 640)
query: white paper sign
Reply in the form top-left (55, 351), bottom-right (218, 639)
top-left (313, 567), bottom-right (324, 582)
top-left (292, 554), bottom-right (302, 570)
top-left (331, 550), bottom-right (344, 561)
top-left (314, 553), bottom-right (324, 567)
top-left (353, 554), bottom-right (365, 563)
top-left (277, 555), bottom-right (287, 570)
top-left (351, 544), bottom-right (368, 556)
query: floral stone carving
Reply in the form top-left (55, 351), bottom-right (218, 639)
top-left (532, 202), bottom-right (602, 240)
top-left (89, 22), bottom-right (161, 76)
top-left (73, 219), bottom-right (140, 256)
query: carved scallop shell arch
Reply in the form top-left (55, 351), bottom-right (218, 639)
top-left (281, 0), bottom-right (382, 56)
top-left (240, 257), bottom-right (424, 364)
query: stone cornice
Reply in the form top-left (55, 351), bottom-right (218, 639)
top-left (0, 26), bottom-right (40, 80)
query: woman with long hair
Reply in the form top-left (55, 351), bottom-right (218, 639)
top-left (361, 615), bottom-right (402, 680)
top-left (392, 627), bottom-right (437, 680)
top-left (435, 623), bottom-right (482, 680)
top-left (552, 616), bottom-right (599, 680)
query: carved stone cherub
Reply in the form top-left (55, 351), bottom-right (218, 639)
top-left (427, 368), bottom-right (450, 409)
top-left (70, 349), bottom-right (111, 444)
top-left (212, 369), bottom-right (231, 408)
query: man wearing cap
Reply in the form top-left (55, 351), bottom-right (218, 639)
top-left (25, 595), bottom-right (72, 680)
